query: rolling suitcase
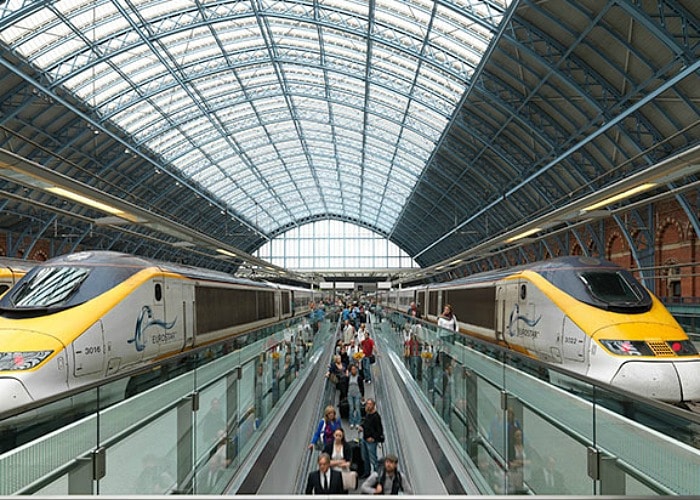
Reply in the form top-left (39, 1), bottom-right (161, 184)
top-left (339, 397), bottom-right (350, 420)
top-left (349, 439), bottom-right (364, 474)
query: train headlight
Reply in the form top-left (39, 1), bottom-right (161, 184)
top-left (0, 351), bottom-right (53, 370)
top-left (600, 340), bottom-right (648, 356)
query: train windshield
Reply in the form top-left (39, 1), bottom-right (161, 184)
top-left (579, 272), bottom-right (642, 303)
top-left (536, 264), bottom-right (652, 313)
top-left (10, 267), bottom-right (89, 307)
top-left (0, 264), bottom-right (143, 316)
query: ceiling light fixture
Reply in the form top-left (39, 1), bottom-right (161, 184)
top-left (505, 227), bottom-right (542, 243)
top-left (216, 248), bottom-right (238, 258)
top-left (582, 183), bottom-right (657, 212)
top-left (45, 186), bottom-right (138, 221)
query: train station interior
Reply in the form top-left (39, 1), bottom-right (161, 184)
top-left (0, 0), bottom-right (699, 497)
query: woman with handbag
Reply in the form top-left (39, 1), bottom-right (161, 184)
top-left (308, 405), bottom-right (342, 451)
top-left (327, 354), bottom-right (348, 400)
top-left (324, 428), bottom-right (356, 492)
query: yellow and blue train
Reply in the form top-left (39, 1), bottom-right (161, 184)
top-left (0, 251), bottom-right (315, 412)
top-left (381, 256), bottom-right (700, 403)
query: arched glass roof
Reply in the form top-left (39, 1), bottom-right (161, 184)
top-left (0, 0), bottom-right (511, 234)
top-left (256, 219), bottom-right (418, 269)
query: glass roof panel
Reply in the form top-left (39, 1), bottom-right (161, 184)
top-left (0, 0), bottom-right (511, 235)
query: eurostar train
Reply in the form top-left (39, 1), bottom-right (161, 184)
top-left (381, 256), bottom-right (700, 403)
top-left (0, 258), bottom-right (33, 296)
top-left (0, 251), bottom-right (315, 412)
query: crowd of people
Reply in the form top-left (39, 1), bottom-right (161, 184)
top-left (306, 303), bottom-right (413, 495)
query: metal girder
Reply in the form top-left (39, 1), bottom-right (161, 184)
top-left (22, 214), bottom-right (56, 258)
top-left (612, 208), bottom-right (655, 289)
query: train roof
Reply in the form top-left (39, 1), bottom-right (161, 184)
top-left (34, 251), bottom-right (276, 289)
top-left (0, 257), bottom-right (36, 273)
top-left (427, 256), bottom-right (626, 289)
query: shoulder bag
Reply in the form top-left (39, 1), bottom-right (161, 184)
top-left (341, 470), bottom-right (357, 491)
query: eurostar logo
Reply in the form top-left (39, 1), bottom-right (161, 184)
top-left (128, 305), bottom-right (177, 352)
top-left (507, 304), bottom-right (541, 337)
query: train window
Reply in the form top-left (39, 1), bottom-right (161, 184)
top-left (155, 283), bottom-right (162, 301)
top-left (579, 272), bottom-right (641, 303)
top-left (0, 284), bottom-right (8, 295)
top-left (8, 267), bottom-right (89, 307)
top-left (520, 284), bottom-right (527, 301)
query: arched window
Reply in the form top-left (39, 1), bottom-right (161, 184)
top-left (256, 220), bottom-right (418, 270)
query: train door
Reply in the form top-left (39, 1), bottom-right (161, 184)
top-left (139, 278), bottom-right (167, 360)
top-left (561, 316), bottom-right (586, 364)
top-left (502, 281), bottom-right (520, 345)
top-left (176, 281), bottom-right (195, 349)
top-left (163, 280), bottom-right (185, 353)
top-left (496, 285), bottom-right (506, 342)
top-left (517, 282), bottom-right (537, 352)
top-left (417, 290), bottom-right (426, 317)
top-left (274, 290), bottom-right (282, 320)
top-left (72, 320), bottom-right (106, 378)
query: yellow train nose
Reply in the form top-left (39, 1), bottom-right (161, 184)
top-left (0, 329), bottom-right (64, 371)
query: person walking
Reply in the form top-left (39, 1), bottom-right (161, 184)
top-left (358, 398), bottom-right (383, 478)
top-left (308, 405), bottom-right (342, 451)
top-left (305, 452), bottom-right (345, 494)
top-left (360, 331), bottom-right (375, 384)
top-left (346, 363), bottom-right (365, 429)
top-left (360, 453), bottom-right (413, 495)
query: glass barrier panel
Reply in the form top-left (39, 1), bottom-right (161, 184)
top-left (521, 407), bottom-right (592, 495)
top-left (0, 388), bottom-right (99, 495)
top-left (592, 386), bottom-right (700, 495)
top-left (101, 410), bottom-right (178, 494)
top-left (195, 379), bottom-right (228, 494)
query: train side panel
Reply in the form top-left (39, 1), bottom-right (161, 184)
top-left (94, 276), bottom-right (178, 376)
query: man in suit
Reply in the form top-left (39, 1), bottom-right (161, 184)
top-left (305, 452), bottom-right (345, 494)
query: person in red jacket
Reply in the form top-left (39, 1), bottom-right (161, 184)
top-left (360, 332), bottom-right (375, 384)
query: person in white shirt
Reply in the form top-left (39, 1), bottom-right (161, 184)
top-left (437, 304), bottom-right (458, 331)
top-left (357, 323), bottom-right (367, 344)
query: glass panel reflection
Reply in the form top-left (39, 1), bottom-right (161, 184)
top-left (0, 314), bottom-right (330, 495)
top-left (379, 310), bottom-right (700, 496)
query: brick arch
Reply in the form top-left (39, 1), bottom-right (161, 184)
top-left (656, 216), bottom-right (685, 243)
top-left (508, 253), bottom-right (518, 266)
top-left (571, 242), bottom-right (582, 256)
top-left (525, 247), bottom-right (536, 262)
top-left (606, 232), bottom-right (627, 267)
top-left (30, 249), bottom-right (49, 262)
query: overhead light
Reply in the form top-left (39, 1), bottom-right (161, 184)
top-left (94, 215), bottom-right (132, 226)
top-left (435, 265), bottom-right (445, 270)
top-left (216, 248), bottom-right (237, 258)
top-left (45, 186), bottom-right (137, 221)
top-left (449, 259), bottom-right (463, 266)
top-left (505, 227), bottom-right (542, 243)
top-left (582, 183), bottom-right (656, 212)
